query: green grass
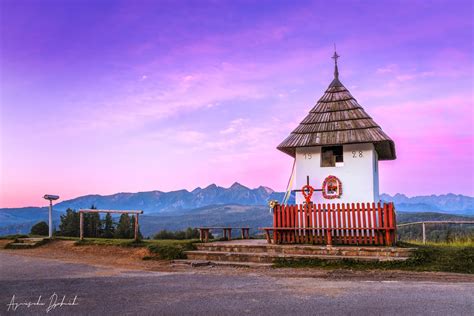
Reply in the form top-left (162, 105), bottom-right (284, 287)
top-left (405, 240), bottom-right (474, 247)
top-left (274, 242), bottom-right (474, 274)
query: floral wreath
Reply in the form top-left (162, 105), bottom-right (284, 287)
top-left (322, 175), bottom-right (342, 199)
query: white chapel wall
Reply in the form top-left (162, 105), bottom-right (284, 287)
top-left (294, 143), bottom-right (379, 204)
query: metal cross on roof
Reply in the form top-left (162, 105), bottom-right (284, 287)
top-left (332, 51), bottom-right (340, 64)
top-left (332, 44), bottom-right (340, 79)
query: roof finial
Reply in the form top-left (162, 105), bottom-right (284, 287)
top-left (331, 43), bottom-right (340, 79)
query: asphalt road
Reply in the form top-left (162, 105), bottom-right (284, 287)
top-left (0, 253), bottom-right (473, 315)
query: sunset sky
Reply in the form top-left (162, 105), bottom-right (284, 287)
top-left (1, 0), bottom-right (473, 207)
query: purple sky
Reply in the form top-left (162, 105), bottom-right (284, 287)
top-left (1, 0), bottom-right (473, 207)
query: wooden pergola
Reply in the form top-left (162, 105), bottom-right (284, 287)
top-left (78, 209), bottom-right (144, 241)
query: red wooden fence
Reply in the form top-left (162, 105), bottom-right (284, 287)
top-left (271, 202), bottom-right (396, 246)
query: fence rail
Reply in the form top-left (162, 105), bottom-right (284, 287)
top-left (397, 220), bottom-right (474, 244)
top-left (271, 202), bottom-right (396, 246)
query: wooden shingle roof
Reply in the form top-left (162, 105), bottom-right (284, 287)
top-left (277, 56), bottom-right (396, 160)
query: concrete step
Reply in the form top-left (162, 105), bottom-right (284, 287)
top-left (172, 259), bottom-right (273, 268)
top-left (195, 244), bottom-right (414, 258)
top-left (16, 237), bottom-right (46, 243)
top-left (186, 250), bottom-right (410, 264)
top-left (5, 238), bottom-right (48, 249)
top-left (5, 243), bottom-right (37, 249)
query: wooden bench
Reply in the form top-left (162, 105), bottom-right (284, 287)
top-left (197, 227), bottom-right (250, 242)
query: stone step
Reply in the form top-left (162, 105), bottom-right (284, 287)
top-left (5, 243), bottom-right (37, 249)
top-left (5, 238), bottom-right (48, 249)
top-left (172, 259), bottom-right (273, 268)
top-left (186, 250), bottom-right (410, 264)
top-left (17, 237), bottom-right (46, 243)
top-left (195, 244), bottom-right (414, 258)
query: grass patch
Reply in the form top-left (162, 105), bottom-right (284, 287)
top-left (0, 234), bottom-right (29, 240)
top-left (274, 243), bottom-right (474, 274)
top-left (73, 238), bottom-right (146, 247)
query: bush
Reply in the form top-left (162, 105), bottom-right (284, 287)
top-left (30, 221), bottom-right (49, 236)
top-left (147, 241), bottom-right (196, 260)
top-left (153, 227), bottom-right (212, 240)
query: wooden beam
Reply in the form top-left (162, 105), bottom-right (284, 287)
top-left (79, 209), bottom-right (143, 214)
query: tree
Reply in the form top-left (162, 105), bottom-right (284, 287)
top-left (84, 212), bottom-right (101, 238)
top-left (102, 213), bottom-right (115, 238)
top-left (30, 221), bottom-right (49, 236)
top-left (58, 208), bottom-right (80, 237)
top-left (115, 214), bottom-right (131, 238)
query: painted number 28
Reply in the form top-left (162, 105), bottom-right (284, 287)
top-left (352, 151), bottom-right (363, 158)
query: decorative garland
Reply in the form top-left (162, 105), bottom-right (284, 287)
top-left (301, 184), bottom-right (314, 204)
top-left (322, 175), bottom-right (342, 199)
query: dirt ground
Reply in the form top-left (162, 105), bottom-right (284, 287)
top-left (1, 239), bottom-right (473, 283)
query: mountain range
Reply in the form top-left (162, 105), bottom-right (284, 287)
top-left (0, 183), bottom-right (472, 236)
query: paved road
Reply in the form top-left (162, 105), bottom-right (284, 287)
top-left (0, 253), bottom-right (473, 315)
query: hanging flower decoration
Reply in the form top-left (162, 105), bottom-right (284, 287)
top-left (268, 200), bottom-right (279, 209)
top-left (301, 184), bottom-right (315, 204)
top-left (322, 175), bottom-right (342, 199)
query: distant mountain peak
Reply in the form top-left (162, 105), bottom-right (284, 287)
top-left (230, 182), bottom-right (247, 189)
top-left (258, 186), bottom-right (274, 194)
top-left (203, 184), bottom-right (218, 190)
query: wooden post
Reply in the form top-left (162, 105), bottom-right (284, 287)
top-left (273, 206), bottom-right (277, 244)
top-left (422, 222), bottom-right (426, 244)
top-left (265, 230), bottom-right (271, 243)
top-left (274, 205), bottom-right (279, 244)
top-left (327, 204), bottom-right (333, 246)
top-left (79, 212), bottom-right (84, 241)
top-left (134, 214), bottom-right (139, 241)
top-left (205, 230), bottom-right (209, 243)
top-left (387, 203), bottom-right (394, 246)
top-left (199, 229), bottom-right (203, 242)
top-left (384, 203), bottom-right (390, 246)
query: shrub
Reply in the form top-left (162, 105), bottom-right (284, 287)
top-left (153, 227), bottom-right (212, 240)
top-left (30, 221), bottom-right (49, 236)
top-left (147, 241), bottom-right (196, 260)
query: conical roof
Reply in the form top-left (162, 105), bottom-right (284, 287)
top-left (277, 54), bottom-right (396, 160)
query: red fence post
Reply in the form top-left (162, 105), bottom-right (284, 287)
top-left (371, 202), bottom-right (377, 245)
top-left (273, 205), bottom-right (278, 244)
top-left (388, 203), bottom-right (395, 246)
top-left (392, 203), bottom-right (397, 245)
top-left (327, 204), bottom-right (333, 246)
top-left (383, 203), bottom-right (390, 246)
